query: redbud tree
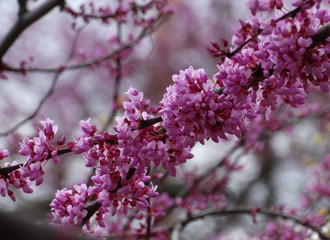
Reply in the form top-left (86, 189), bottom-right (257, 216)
top-left (0, 0), bottom-right (329, 239)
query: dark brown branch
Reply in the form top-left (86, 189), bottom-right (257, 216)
top-left (79, 167), bottom-right (136, 228)
top-left (139, 116), bottom-right (163, 130)
top-left (216, 21), bottom-right (330, 93)
top-left (18, 0), bottom-right (28, 17)
top-left (64, 1), bottom-right (153, 20)
top-left (78, 201), bottom-right (101, 228)
top-left (275, 0), bottom-right (308, 21)
top-left (145, 198), bottom-right (152, 240)
top-left (226, 0), bottom-right (313, 59)
top-left (0, 148), bottom-right (71, 176)
top-left (0, 0), bottom-right (64, 65)
top-left (311, 22), bottom-right (330, 45)
top-left (226, 30), bottom-right (261, 58)
top-left (180, 207), bottom-right (330, 240)
top-left (0, 114), bottom-right (160, 177)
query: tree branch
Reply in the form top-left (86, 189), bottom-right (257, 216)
top-left (138, 116), bottom-right (163, 130)
top-left (133, 19), bottom-right (330, 134)
top-left (64, 1), bottom-right (154, 21)
top-left (3, 12), bottom-right (168, 73)
top-left (0, 0), bottom-right (64, 65)
top-left (311, 22), bottom-right (330, 46)
top-left (17, 0), bottom-right (28, 17)
top-left (101, 13), bottom-right (123, 132)
top-left (180, 207), bottom-right (330, 240)
top-left (217, 21), bottom-right (330, 92)
top-left (0, 148), bottom-right (71, 176)
top-left (78, 167), bottom-right (136, 228)
top-left (225, 0), bottom-right (323, 59)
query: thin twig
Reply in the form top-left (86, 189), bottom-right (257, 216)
top-left (179, 207), bottom-right (330, 240)
top-left (177, 142), bottom-right (243, 198)
top-left (78, 167), bottom-right (136, 228)
top-left (3, 13), bottom-right (169, 74)
top-left (145, 198), bottom-right (152, 240)
top-left (0, 27), bottom-right (84, 137)
top-left (102, 7), bottom-right (123, 132)
top-left (64, 1), bottom-right (154, 20)
top-left (0, 148), bottom-right (71, 176)
top-left (226, 0), bottom-right (313, 58)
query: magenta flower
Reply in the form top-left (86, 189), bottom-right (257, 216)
top-left (50, 184), bottom-right (90, 226)
top-left (0, 146), bottom-right (9, 160)
top-left (0, 119), bottom-right (65, 199)
top-left (160, 66), bottom-right (247, 146)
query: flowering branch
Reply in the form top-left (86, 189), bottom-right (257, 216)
top-left (226, 0), bottom-right (309, 58)
top-left (311, 21), bottom-right (330, 45)
top-left (79, 167), bottom-right (136, 228)
top-left (0, 113), bottom-right (164, 177)
top-left (102, 10), bottom-right (123, 132)
top-left (0, 148), bottom-right (71, 176)
top-left (120, 19), bottom-right (330, 134)
top-left (209, 0), bottom-right (328, 60)
top-left (64, 1), bottom-right (156, 21)
top-left (214, 19), bottom-right (330, 91)
top-left (0, 1), bottom-right (328, 238)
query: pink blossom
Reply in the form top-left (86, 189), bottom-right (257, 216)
top-left (0, 145), bottom-right (9, 160)
top-left (19, 119), bottom-right (63, 163)
top-left (2, 119), bottom-right (65, 196)
top-left (50, 184), bottom-right (90, 226)
top-left (79, 118), bottom-right (97, 136)
top-left (40, 118), bottom-right (58, 140)
top-left (160, 66), bottom-right (248, 147)
top-left (249, 0), bottom-right (270, 16)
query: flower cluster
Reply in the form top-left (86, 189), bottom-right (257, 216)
top-left (0, 119), bottom-right (64, 201)
top-left (0, 162), bottom-right (31, 201)
top-left (301, 154), bottom-right (330, 209)
top-left (0, 145), bottom-right (9, 161)
top-left (19, 119), bottom-right (64, 187)
top-left (215, 0), bottom-right (329, 117)
top-left (90, 170), bottom-right (159, 229)
top-left (114, 88), bottom-right (193, 176)
top-left (50, 183), bottom-right (90, 226)
top-left (19, 119), bottom-right (61, 162)
top-left (159, 67), bottom-right (248, 147)
top-left (68, 118), bottom-right (96, 154)
top-left (53, 112), bottom-right (160, 231)
top-left (255, 221), bottom-right (313, 239)
top-left (0, 146), bottom-right (14, 200)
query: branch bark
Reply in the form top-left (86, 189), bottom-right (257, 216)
top-left (311, 22), bottom-right (330, 45)
top-left (3, 12), bottom-right (168, 73)
top-left (0, 148), bottom-right (71, 176)
top-left (180, 207), bottom-right (330, 240)
top-left (0, 0), bottom-right (64, 65)
top-left (78, 168), bottom-right (136, 228)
